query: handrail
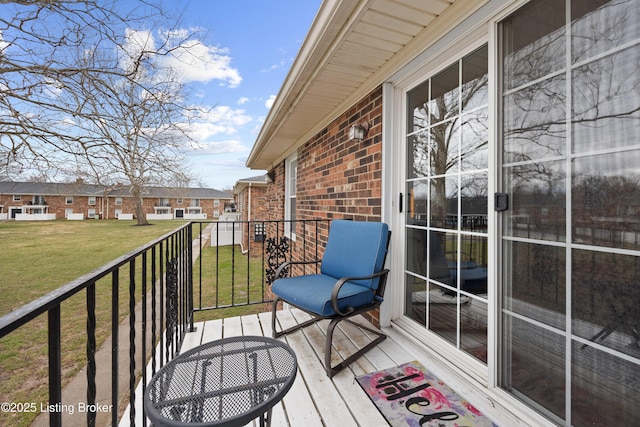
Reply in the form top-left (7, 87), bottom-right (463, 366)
top-left (0, 222), bottom-right (191, 337)
top-left (0, 219), bottom-right (329, 427)
top-left (0, 222), bottom-right (193, 427)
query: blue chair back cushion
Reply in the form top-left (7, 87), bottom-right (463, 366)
top-left (320, 220), bottom-right (389, 290)
top-left (272, 220), bottom-right (389, 317)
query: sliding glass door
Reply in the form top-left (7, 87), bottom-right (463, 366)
top-left (404, 45), bottom-right (489, 364)
top-left (499, 0), bottom-right (640, 425)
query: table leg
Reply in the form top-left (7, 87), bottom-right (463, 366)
top-left (260, 408), bottom-right (273, 427)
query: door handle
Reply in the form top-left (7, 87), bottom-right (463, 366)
top-left (495, 193), bottom-right (509, 211)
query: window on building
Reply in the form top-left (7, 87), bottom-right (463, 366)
top-left (65, 196), bottom-right (73, 205)
top-left (115, 197), bottom-right (122, 206)
top-left (177, 198), bottom-right (183, 204)
top-left (88, 196), bottom-right (96, 206)
top-left (285, 154), bottom-right (297, 238)
top-left (13, 195), bottom-right (21, 201)
top-left (158, 198), bottom-right (169, 207)
top-left (214, 199), bottom-right (220, 207)
top-left (33, 195), bottom-right (46, 205)
top-left (190, 199), bottom-right (201, 207)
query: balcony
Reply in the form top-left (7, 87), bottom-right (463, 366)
top-left (0, 219), bottom-right (520, 427)
top-left (125, 309), bottom-right (442, 426)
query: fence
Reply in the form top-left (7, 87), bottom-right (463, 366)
top-left (0, 219), bottom-right (328, 427)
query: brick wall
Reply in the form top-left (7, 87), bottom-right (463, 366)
top-left (267, 164), bottom-right (286, 221)
top-left (297, 86), bottom-right (383, 224)
top-left (0, 194), bottom-right (105, 218)
top-left (237, 184), bottom-right (270, 256)
top-left (0, 194), bottom-right (228, 219)
top-left (264, 86), bottom-right (385, 324)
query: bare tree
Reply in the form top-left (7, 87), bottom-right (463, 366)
top-left (67, 33), bottom-right (199, 225)
top-left (0, 1), bottom-right (205, 224)
top-left (0, 1), bottom-right (138, 169)
top-left (410, 67), bottom-right (489, 225)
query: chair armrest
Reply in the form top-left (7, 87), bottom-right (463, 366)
top-left (330, 269), bottom-right (390, 316)
top-left (274, 259), bottom-right (321, 280)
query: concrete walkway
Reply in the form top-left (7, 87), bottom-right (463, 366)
top-left (31, 224), bottom-right (214, 427)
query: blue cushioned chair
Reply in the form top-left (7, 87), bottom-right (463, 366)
top-left (271, 220), bottom-right (391, 377)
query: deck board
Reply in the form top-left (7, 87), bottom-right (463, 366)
top-left (142, 309), bottom-right (391, 426)
top-left (131, 309), bottom-right (531, 427)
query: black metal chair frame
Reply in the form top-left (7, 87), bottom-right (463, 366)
top-left (271, 231), bottom-right (391, 378)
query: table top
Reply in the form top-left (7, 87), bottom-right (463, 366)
top-left (144, 336), bottom-right (298, 427)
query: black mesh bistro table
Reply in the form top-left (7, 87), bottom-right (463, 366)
top-left (144, 336), bottom-right (297, 427)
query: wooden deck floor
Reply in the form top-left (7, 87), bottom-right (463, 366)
top-left (127, 308), bottom-right (528, 427)
top-left (180, 309), bottom-right (398, 427)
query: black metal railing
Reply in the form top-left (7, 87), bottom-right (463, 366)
top-left (193, 219), bottom-right (329, 313)
top-left (0, 219), bottom-right (328, 427)
top-left (0, 223), bottom-right (193, 427)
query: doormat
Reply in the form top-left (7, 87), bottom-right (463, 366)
top-left (356, 361), bottom-right (497, 426)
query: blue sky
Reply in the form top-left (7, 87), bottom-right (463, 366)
top-left (174, 1), bottom-right (322, 190)
top-left (0, 1), bottom-right (321, 189)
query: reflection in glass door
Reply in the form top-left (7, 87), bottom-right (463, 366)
top-left (499, 0), bottom-right (640, 425)
top-left (404, 45), bottom-right (489, 364)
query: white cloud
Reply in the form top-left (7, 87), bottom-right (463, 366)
top-left (251, 116), bottom-right (267, 134)
top-left (121, 28), bottom-right (242, 88)
top-left (265, 95), bottom-right (276, 109)
top-left (204, 105), bottom-right (251, 128)
top-left (261, 59), bottom-right (287, 73)
top-left (0, 31), bottom-right (9, 52)
top-left (188, 139), bottom-right (249, 155)
top-left (161, 40), bottom-right (242, 87)
top-left (188, 122), bottom-right (238, 141)
top-left (120, 29), bottom-right (156, 73)
top-left (237, 97), bottom-right (250, 105)
top-left (183, 105), bottom-right (252, 143)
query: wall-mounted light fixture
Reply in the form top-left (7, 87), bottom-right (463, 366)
top-left (266, 170), bottom-right (275, 183)
top-left (349, 121), bottom-right (370, 141)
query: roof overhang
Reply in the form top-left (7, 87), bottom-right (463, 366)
top-left (247, 0), bottom-right (488, 170)
top-left (233, 177), bottom-right (268, 195)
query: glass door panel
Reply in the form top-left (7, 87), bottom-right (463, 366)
top-left (499, 1), bottom-right (640, 424)
top-left (502, 161), bottom-right (566, 241)
top-left (404, 45), bottom-right (489, 363)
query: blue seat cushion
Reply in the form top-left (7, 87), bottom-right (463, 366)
top-left (272, 274), bottom-right (375, 317)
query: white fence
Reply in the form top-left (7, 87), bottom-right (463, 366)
top-left (15, 213), bottom-right (57, 221)
top-left (67, 213), bottom-right (85, 220)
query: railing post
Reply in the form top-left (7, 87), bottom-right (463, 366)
top-left (199, 221), bottom-right (203, 312)
top-left (188, 223), bottom-right (194, 332)
top-left (141, 251), bottom-right (148, 426)
top-left (128, 260), bottom-right (136, 425)
top-left (111, 270), bottom-right (119, 427)
top-left (86, 283), bottom-right (97, 427)
top-left (48, 306), bottom-right (62, 427)
top-left (151, 246), bottom-right (157, 378)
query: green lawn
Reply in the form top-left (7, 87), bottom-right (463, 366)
top-left (0, 220), bottom-right (187, 427)
top-left (0, 220), bottom-right (275, 427)
top-left (193, 245), bottom-right (270, 322)
top-left (0, 220), bottom-right (187, 315)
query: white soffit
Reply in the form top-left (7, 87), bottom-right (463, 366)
top-left (248, 0), bottom-right (471, 170)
